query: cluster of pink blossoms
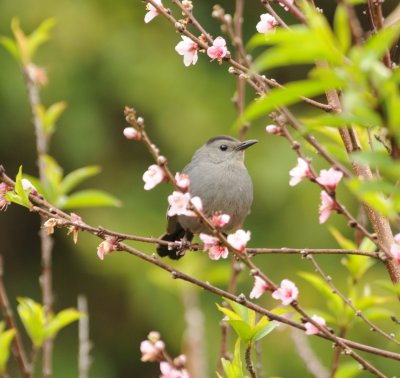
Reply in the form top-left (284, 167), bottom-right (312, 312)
top-left (287, 157), bottom-right (343, 224)
top-left (140, 332), bottom-right (190, 378)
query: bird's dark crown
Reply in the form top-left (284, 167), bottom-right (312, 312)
top-left (206, 135), bottom-right (238, 145)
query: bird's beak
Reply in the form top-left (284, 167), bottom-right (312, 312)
top-left (235, 139), bottom-right (258, 151)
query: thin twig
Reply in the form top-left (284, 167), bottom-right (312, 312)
top-left (245, 344), bottom-right (257, 378)
top-left (78, 295), bottom-right (91, 378)
top-left (24, 66), bottom-right (54, 378)
top-left (0, 256), bottom-right (31, 378)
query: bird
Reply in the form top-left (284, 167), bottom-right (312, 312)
top-left (156, 135), bottom-right (257, 259)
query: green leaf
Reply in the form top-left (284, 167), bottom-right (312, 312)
top-left (41, 155), bottom-right (63, 203)
top-left (38, 101), bottom-right (67, 136)
top-left (59, 165), bottom-right (101, 195)
top-left (5, 166), bottom-right (32, 208)
top-left (0, 36), bottom-right (20, 61)
top-left (334, 5), bottom-right (351, 53)
top-left (341, 254), bottom-right (375, 281)
top-left (17, 297), bottom-right (45, 348)
top-left (227, 320), bottom-right (253, 343)
top-left (27, 18), bottom-right (56, 61)
top-left (59, 189), bottom-right (121, 209)
top-left (45, 309), bottom-right (81, 339)
top-left (235, 79), bottom-right (341, 130)
top-left (356, 23), bottom-right (400, 72)
top-left (221, 338), bottom-right (245, 378)
top-left (216, 303), bottom-right (242, 322)
top-left (0, 322), bottom-right (15, 374)
top-left (329, 227), bottom-right (357, 250)
top-left (225, 299), bottom-right (250, 324)
top-left (253, 319), bottom-right (278, 341)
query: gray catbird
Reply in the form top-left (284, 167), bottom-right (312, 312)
top-left (157, 135), bottom-right (257, 259)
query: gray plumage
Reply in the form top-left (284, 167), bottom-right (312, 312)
top-left (157, 135), bottom-right (257, 259)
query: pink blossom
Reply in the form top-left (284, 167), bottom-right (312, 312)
top-left (272, 279), bottom-right (299, 306)
top-left (278, 0), bottom-right (294, 11)
top-left (97, 237), bottom-right (118, 260)
top-left (175, 172), bottom-right (190, 192)
top-left (175, 36), bottom-right (198, 67)
top-left (289, 158), bottom-right (312, 186)
top-left (304, 315), bottom-right (326, 335)
top-left (123, 127), bottom-right (141, 141)
top-left (0, 183), bottom-right (10, 211)
top-left (167, 192), bottom-right (202, 217)
top-left (227, 229), bottom-right (251, 253)
top-left (144, 0), bottom-right (163, 23)
top-left (207, 37), bottom-right (228, 62)
top-left (199, 233), bottom-right (229, 260)
top-left (316, 168), bottom-right (343, 190)
top-left (160, 361), bottom-right (190, 378)
top-left (390, 243), bottom-right (400, 265)
top-left (319, 191), bottom-right (337, 224)
top-left (250, 276), bottom-right (270, 299)
top-left (265, 124), bottom-right (282, 135)
top-left (394, 233), bottom-right (400, 244)
top-left (256, 13), bottom-right (278, 34)
top-left (181, 0), bottom-right (193, 12)
top-left (211, 212), bottom-right (230, 228)
top-left (140, 339), bottom-right (165, 362)
top-left (143, 164), bottom-right (165, 190)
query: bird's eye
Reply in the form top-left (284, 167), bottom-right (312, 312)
top-left (219, 144), bottom-right (228, 151)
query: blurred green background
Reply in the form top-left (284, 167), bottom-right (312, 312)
top-left (1, 0), bottom-right (399, 377)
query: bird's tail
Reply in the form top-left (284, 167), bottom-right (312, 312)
top-left (156, 228), bottom-right (193, 259)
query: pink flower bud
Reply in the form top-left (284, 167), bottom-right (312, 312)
top-left (212, 212), bottom-right (230, 228)
top-left (143, 164), bottom-right (166, 190)
top-left (319, 191), bottom-right (337, 224)
top-left (265, 124), bottom-right (282, 135)
top-left (256, 13), bottom-right (278, 34)
top-left (304, 315), bottom-right (326, 335)
top-left (390, 243), bottom-right (400, 265)
top-left (175, 172), bottom-right (190, 192)
top-left (123, 127), bottom-right (141, 140)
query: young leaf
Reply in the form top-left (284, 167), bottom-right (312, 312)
top-left (329, 227), bottom-right (357, 250)
top-left (0, 322), bottom-right (15, 374)
top-left (253, 319), bottom-right (278, 341)
top-left (17, 297), bottom-right (45, 348)
top-left (235, 79), bottom-right (341, 130)
top-left (45, 309), bottom-right (81, 339)
top-left (37, 101), bottom-right (67, 136)
top-left (59, 189), bottom-right (121, 209)
top-left (334, 5), bottom-right (351, 53)
top-left (227, 320), bottom-right (253, 343)
top-left (27, 18), bottom-right (56, 61)
top-left (0, 36), bottom-right (20, 62)
top-left (5, 166), bottom-right (32, 208)
top-left (41, 155), bottom-right (63, 203)
top-left (220, 338), bottom-right (245, 378)
top-left (216, 303), bottom-right (242, 322)
top-left (225, 298), bottom-right (250, 323)
top-left (59, 165), bottom-right (101, 195)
